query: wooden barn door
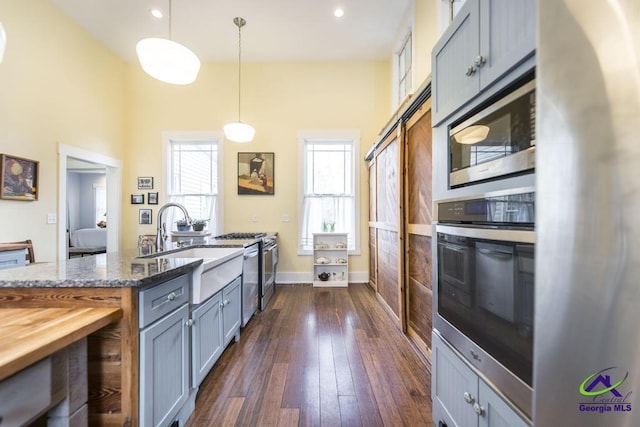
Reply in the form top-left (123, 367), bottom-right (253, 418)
top-left (403, 98), bottom-right (434, 357)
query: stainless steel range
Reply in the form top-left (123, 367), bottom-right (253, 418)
top-left (214, 232), bottom-right (278, 319)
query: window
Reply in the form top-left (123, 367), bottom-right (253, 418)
top-left (298, 131), bottom-right (360, 254)
top-left (397, 32), bottom-right (412, 105)
top-left (94, 184), bottom-right (106, 225)
top-left (163, 132), bottom-right (223, 234)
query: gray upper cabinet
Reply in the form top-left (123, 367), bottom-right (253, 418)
top-left (432, 0), bottom-right (535, 125)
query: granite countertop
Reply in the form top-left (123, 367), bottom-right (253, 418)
top-left (0, 236), bottom-right (266, 289)
top-left (0, 250), bottom-right (202, 288)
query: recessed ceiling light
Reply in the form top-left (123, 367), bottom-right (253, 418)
top-left (150, 8), bottom-right (163, 19)
top-left (334, 8), bottom-right (345, 18)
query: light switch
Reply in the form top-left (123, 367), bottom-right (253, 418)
top-left (282, 214), bottom-right (290, 222)
top-left (251, 214), bottom-right (257, 222)
top-left (47, 213), bottom-right (57, 224)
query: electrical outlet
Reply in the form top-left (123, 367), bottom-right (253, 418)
top-left (46, 213), bottom-right (57, 224)
top-left (251, 214), bottom-right (257, 222)
top-left (282, 214), bottom-right (290, 222)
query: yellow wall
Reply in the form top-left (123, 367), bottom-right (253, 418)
top-left (414, 0), bottom-right (439, 84)
top-left (0, 0), bottom-right (125, 261)
top-left (124, 61), bottom-right (391, 276)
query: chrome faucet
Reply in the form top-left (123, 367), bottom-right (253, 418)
top-left (156, 202), bottom-right (192, 252)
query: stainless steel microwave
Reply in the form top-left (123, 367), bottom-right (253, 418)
top-left (449, 79), bottom-right (536, 187)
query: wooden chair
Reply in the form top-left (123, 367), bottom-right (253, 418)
top-left (7, 239), bottom-right (35, 264)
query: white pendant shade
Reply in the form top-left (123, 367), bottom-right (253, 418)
top-left (454, 124), bottom-right (490, 145)
top-left (0, 22), bottom-right (6, 64)
top-left (136, 38), bottom-right (200, 85)
top-left (224, 122), bottom-right (256, 143)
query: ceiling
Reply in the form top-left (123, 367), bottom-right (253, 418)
top-left (51, 0), bottom-right (412, 63)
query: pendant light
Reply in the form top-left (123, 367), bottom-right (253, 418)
top-left (0, 21), bottom-right (6, 64)
top-left (136, 0), bottom-right (200, 85)
top-left (224, 17), bottom-right (255, 143)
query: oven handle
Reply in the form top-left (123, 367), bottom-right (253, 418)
top-left (436, 224), bottom-right (535, 244)
top-left (477, 248), bottom-right (513, 258)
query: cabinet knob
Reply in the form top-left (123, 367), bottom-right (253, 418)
top-left (167, 292), bottom-right (177, 301)
top-left (474, 55), bottom-right (486, 68)
top-left (463, 391), bottom-right (475, 404)
top-left (465, 65), bottom-right (476, 76)
top-left (185, 319), bottom-right (194, 327)
top-left (224, 298), bottom-right (231, 306)
top-left (473, 402), bottom-right (485, 416)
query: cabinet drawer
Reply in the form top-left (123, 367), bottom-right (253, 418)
top-left (0, 249), bottom-right (25, 270)
top-left (139, 274), bottom-right (189, 328)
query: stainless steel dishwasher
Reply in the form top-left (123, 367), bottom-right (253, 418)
top-left (241, 241), bottom-right (260, 326)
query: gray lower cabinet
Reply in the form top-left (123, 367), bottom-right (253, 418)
top-left (140, 303), bottom-right (190, 427)
top-left (191, 275), bottom-right (242, 388)
top-left (191, 292), bottom-right (223, 387)
top-left (222, 276), bottom-right (242, 346)
top-left (432, 332), bottom-right (529, 427)
top-left (432, 0), bottom-right (536, 124)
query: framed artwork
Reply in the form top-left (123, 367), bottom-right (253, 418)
top-left (148, 192), bottom-right (158, 205)
top-left (139, 208), bottom-right (152, 224)
top-left (0, 154), bottom-right (39, 201)
top-left (137, 176), bottom-right (154, 190)
top-left (237, 152), bottom-right (274, 195)
top-left (131, 194), bottom-right (144, 204)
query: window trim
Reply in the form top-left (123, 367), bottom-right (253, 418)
top-left (297, 130), bottom-right (361, 256)
top-left (161, 131), bottom-right (224, 235)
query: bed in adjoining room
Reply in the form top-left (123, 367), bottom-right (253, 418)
top-left (68, 227), bottom-right (106, 258)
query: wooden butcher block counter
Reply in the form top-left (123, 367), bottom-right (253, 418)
top-left (0, 307), bottom-right (122, 381)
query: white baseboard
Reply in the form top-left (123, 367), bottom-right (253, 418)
top-left (275, 270), bottom-right (369, 284)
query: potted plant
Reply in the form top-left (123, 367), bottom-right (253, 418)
top-left (191, 218), bottom-right (209, 232)
top-left (175, 219), bottom-right (191, 232)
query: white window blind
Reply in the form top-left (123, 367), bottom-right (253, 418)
top-left (298, 132), bottom-right (359, 254)
top-left (166, 138), bottom-right (220, 233)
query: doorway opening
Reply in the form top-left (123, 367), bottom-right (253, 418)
top-left (58, 144), bottom-right (122, 262)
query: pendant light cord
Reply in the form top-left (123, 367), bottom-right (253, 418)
top-left (169, 0), bottom-right (173, 40)
top-left (236, 18), bottom-right (243, 122)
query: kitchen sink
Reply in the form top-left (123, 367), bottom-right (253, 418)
top-left (152, 247), bottom-right (244, 304)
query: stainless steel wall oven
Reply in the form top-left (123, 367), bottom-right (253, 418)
top-left (434, 188), bottom-right (534, 418)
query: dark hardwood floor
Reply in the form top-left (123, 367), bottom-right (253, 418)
top-left (185, 284), bottom-right (433, 426)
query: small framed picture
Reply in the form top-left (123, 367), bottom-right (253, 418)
top-left (0, 154), bottom-right (39, 201)
top-left (131, 194), bottom-right (144, 204)
top-left (137, 176), bottom-right (154, 190)
top-left (237, 152), bottom-right (275, 195)
top-left (139, 208), bottom-right (152, 224)
top-left (147, 192), bottom-right (158, 205)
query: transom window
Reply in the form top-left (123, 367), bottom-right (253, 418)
top-left (398, 32), bottom-right (412, 105)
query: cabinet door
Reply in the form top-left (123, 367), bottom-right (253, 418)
top-left (479, 0), bottom-right (535, 89)
top-left (478, 380), bottom-right (529, 427)
top-left (432, 0), bottom-right (480, 124)
top-left (140, 304), bottom-right (189, 427)
top-left (222, 276), bottom-right (242, 345)
top-left (191, 293), bottom-right (223, 387)
top-left (432, 333), bottom-right (478, 427)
